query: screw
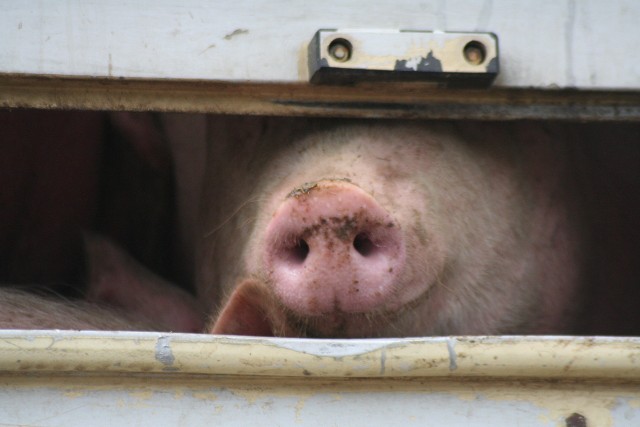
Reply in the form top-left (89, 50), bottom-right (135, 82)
top-left (463, 41), bottom-right (486, 65)
top-left (328, 38), bottom-right (352, 62)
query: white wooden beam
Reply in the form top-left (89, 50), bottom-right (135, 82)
top-left (1, 1), bottom-right (639, 118)
top-left (2, 0), bottom-right (639, 89)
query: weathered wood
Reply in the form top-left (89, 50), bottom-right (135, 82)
top-left (2, 75), bottom-right (639, 120)
top-left (2, 0), bottom-right (639, 89)
top-left (0, 332), bottom-right (639, 426)
top-left (2, 1), bottom-right (639, 118)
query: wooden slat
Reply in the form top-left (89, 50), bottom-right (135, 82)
top-left (1, 1), bottom-right (639, 118)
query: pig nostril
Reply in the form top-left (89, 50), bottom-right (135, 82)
top-left (353, 233), bottom-right (375, 257)
top-left (285, 239), bottom-right (309, 264)
top-left (264, 181), bottom-right (409, 316)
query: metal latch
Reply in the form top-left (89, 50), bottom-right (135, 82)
top-left (308, 30), bottom-right (499, 88)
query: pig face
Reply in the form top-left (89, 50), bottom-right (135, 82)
top-left (202, 119), bottom-right (583, 338)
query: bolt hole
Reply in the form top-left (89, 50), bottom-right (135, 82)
top-left (565, 413), bottom-right (587, 427)
top-left (328, 38), bottom-right (352, 62)
top-left (463, 41), bottom-right (486, 65)
top-left (354, 233), bottom-right (375, 257)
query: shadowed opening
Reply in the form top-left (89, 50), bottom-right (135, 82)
top-left (284, 239), bottom-right (309, 264)
top-left (353, 233), bottom-right (375, 257)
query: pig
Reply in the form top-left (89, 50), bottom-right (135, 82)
top-left (197, 117), bottom-right (588, 338)
top-left (0, 287), bottom-right (158, 331)
top-left (0, 110), bottom-right (181, 297)
top-left (4, 112), bottom-right (636, 338)
top-left (0, 109), bottom-right (204, 332)
top-left (0, 110), bottom-right (104, 287)
top-left (0, 234), bottom-right (206, 332)
top-left (84, 233), bottom-right (206, 333)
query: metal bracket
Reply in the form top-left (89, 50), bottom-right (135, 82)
top-left (308, 29), bottom-right (499, 88)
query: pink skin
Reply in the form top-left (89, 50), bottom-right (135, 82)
top-left (85, 234), bottom-right (206, 333)
top-left (230, 124), bottom-right (450, 337)
top-left (263, 180), bottom-right (406, 316)
top-left (0, 115), bottom-right (608, 337)
top-left (202, 119), bottom-right (584, 338)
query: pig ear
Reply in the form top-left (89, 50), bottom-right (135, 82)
top-left (84, 233), bottom-right (205, 333)
top-left (210, 279), bottom-right (293, 337)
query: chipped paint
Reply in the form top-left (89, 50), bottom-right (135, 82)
top-left (447, 337), bottom-right (458, 371)
top-left (465, 387), bottom-right (623, 427)
top-left (223, 29), bottom-right (249, 40)
top-left (1, 332), bottom-right (640, 380)
top-left (0, 364), bottom-right (638, 425)
top-left (129, 390), bottom-right (154, 401)
top-left (1, 376), bottom-right (637, 425)
top-left (63, 390), bottom-right (85, 398)
top-left (295, 396), bottom-right (307, 422)
top-left (2, 0), bottom-right (640, 90)
top-left (313, 30), bottom-right (498, 76)
top-left (394, 52), bottom-right (442, 72)
top-left (191, 391), bottom-right (218, 402)
top-left (154, 335), bottom-right (175, 366)
top-left (0, 331), bottom-right (638, 424)
top-left (0, 331), bottom-right (640, 427)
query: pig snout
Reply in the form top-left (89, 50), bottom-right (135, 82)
top-left (263, 180), bottom-right (406, 316)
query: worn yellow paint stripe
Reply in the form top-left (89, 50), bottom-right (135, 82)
top-left (0, 331), bottom-right (638, 379)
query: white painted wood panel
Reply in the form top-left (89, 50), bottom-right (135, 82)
top-left (1, 0), bottom-right (639, 90)
top-left (0, 332), bottom-right (639, 426)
